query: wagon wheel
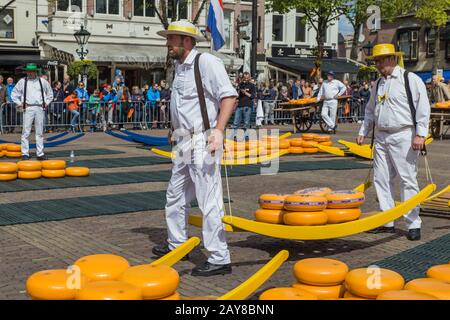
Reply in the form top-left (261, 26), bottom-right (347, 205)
top-left (430, 119), bottom-right (441, 138)
top-left (318, 109), bottom-right (339, 133)
top-left (295, 113), bottom-right (313, 132)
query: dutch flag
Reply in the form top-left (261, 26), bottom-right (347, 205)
top-left (207, 0), bottom-right (225, 51)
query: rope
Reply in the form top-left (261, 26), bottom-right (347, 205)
top-left (222, 141), bottom-right (233, 220)
top-left (423, 154), bottom-right (434, 184)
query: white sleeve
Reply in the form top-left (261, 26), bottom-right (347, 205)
top-left (317, 84), bottom-right (324, 100)
top-left (11, 79), bottom-right (24, 105)
top-left (338, 81), bottom-right (346, 96)
top-left (410, 74), bottom-right (430, 137)
top-left (200, 53), bottom-right (237, 101)
top-left (43, 80), bottom-right (54, 105)
top-left (358, 81), bottom-right (378, 137)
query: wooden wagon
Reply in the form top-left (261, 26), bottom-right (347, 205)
top-left (430, 106), bottom-right (450, 140)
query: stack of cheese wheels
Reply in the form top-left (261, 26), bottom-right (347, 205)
top-left (66, 167), bottom-right (90, 177)
top-left (283, 194), bottom-right (328, 226)
top-left (324, 190), bottom-right (365, 224)
top-left (119, 264), bottom-right (180, 300)
top-left (292, 258), bottom-right (348, 299)
top-left (288, 138), bottom-right (304, 154)
top-left (41, 160), bottom-right (66, 178)
top-left (259, 287), bottom-right (318, 300)
top-left (17, 160), bottom-right (42, 180)
top-left (301, 134), bottom-right (319, 153)
top-left (294, 187), bottom-right (333, 197)
top-left (0, 162), bottom-right (18, 181)
top-left (426, 263), bottom-right (450, 283)
top-left (6, 144), bottom-right (21, 158)
top-left (313, 135), bottom-right (333, 150)
top-left (255, 194), bottom-right (287, 224)
top-left (261, 138), bottom-right (290, 151)
top-left (344, 268), bottom-right (405, 299)
top-left (0, 144), bottom-right (7, 157)
top-left (404, 278), bottom-right (450, 300)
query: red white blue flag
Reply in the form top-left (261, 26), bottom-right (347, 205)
top-left (207, 0), bottom-right (225, 51)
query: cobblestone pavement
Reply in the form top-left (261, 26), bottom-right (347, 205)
top-left (0, 124), bottom-right (449, 299)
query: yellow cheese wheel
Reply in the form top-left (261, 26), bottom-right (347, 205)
top-left (0, 173), bottom-right (17, 181)
top-left (405, 278), bottom-right (450, 300)
top-left (254, 209), bottom-right (285, 224)
top-left (0, 162), bottom-right (18, 173)
top-left (376, 290), bottom-right (438, 300)
top-left (292, 282), bottom-right (345, 299)
top-left (284, 194), bottom-right (328, 211)
top-left (326, 190), bottom-right (365, 209)
top-left (76, 281), bottom-right (142, 300)
top-left (289, 138), bottom-right (303, 147)
top-left (345, 268), bottom-right (405, 299)
top-left (343, 291), bottom-right (373, 299)
top-left (245, 140), bottom-right (259, 150)
top-left (294, 187), bottom-right (333, 197)
top-left (302, 133), bottom-right (317, 141)
top-left (265, 139), bottom-right (290, 150)
top-left (301, 140), bottom-right (318, 148)
top-left (324, 208), bottom-right (361, 224)
top-left (283, 211), bottom-right (328, 226)
top-left (259, 287), bottom-right (318, 300)
top-left (18, 160), bottom-right (42, 171)
top-left (26, 269), bottom-right (90, 300)
top-left (41, 169), bottom-right (66, 178)
top-left (258, 194), bottom-right (287, 210)
top-left (426, 264), bottom-right (450, 283)
top-left (303, 147), bottom-right (319, 153)
top-left (66, 167), bottom-right (90, 177)
top-left (289, 146), bottom-right (305, 154)
top-left (41, 160), bottom-right (66, 170)
top-left (313, 135), bottom-right (331, 142)
top-left (6, 144), bottom-right (21, 152)
top-left (293, 258), bottom-right (349, 286)
top-left (18, 171), bottom-right (42, 180)
top-left (157, 291), bottom-right (181, 300)
top-left (6, 151), bottom-right (22, 158)
top-left (0, 150), bottom-right (5, 157)
top-left (319, 141), bottom-right (333, 147)
top-left (0, 144), bottom-right (8, 150)
top-left (74, 254), bottom-right (130, 281)
top-left (338, 297), bottom-right (368, 300)
top-left (119, 264), bottom-right (179, 300)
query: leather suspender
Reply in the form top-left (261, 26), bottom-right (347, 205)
top-left (194, 53), bottom-right (210, 132)
top-left (23, 77), bottom-right (46, 109)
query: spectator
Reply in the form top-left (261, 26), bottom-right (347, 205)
top-left (50, 81), bottom-right (64, 132)
top-left (159, 80), bottom-right (171, 129)
top-left (232, 71), bottom-right (256, 140)
top-left (343, 79), bottom-right (352, 96)
top-left (303, 81), bottom-right (313, 99)
top-left (287, 79), bottom-right (294, 99)
top-left (88, 89), bottom-right (102, 132)
top-left (62, 75), bottom-right (75, 98)
top-left (4, 77), bottom-right (16, 133)
top-left (312, 78), bottom-right (323, 97)
top-left (431, 75), bottom-right (450, 103)
top-left (130, 85), bottom-right (144, 129)
top-left (359, 83), bottom-right (371, 109)
top-left (118, 86), bottom-right (131, 130)
top-left (279, 86), bottom-right (290, 102)
top-left (292, 79), bottom-right (303, 99)
top-left (142, 84), bottom-right (149, 99)
top-left (6, 77), bottom-right (14, 102)
top-left (75, 81), bottom-right (89, 128)
top-left (64, 91), bottom-right (81, 132)
top-left (102, 84), bottom-right (118, 128)
top-left (0, 75), bottom-right (7, 105)
top-left (263, 81), bottom-right (278, 125)
top-left (113, 69), bottom-right (125, 87)
top-left (146, 83), bottom-right (160, 129)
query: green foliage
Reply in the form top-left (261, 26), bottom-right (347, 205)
top-left (67, 60), bottom-right (97, 80)
top-left (415, 0), bottom-right (450, 28)
top-left (357, 65), bottom-right (379, 80)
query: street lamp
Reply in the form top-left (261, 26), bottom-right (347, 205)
top-left (361, 41), bottom-right (373, 58)
top-left (74, 25), bottom-right (91, 84)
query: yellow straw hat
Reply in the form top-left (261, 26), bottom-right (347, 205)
top-left (157, 20), bottom-right (205, 41)
top-left (367, 43), bottom-right (404, 68)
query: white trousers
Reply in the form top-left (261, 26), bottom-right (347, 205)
top-left (373, 127), bottom-right (421, 229)
top-left (21, 106), bottom-right (44, 157)
top-left (165, 133), bottom-right (230, 265)
top-left (321, 100), bottom-right (338, 128)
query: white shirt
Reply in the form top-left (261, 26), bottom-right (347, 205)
top-left (170, 47), bottom-right (238, 132)
top-left (359, 66), bottom-right (430, 137)
top-left (11, 77), bottom-right (53, 107)
top-left (317, 79), bottom-right (346, 101)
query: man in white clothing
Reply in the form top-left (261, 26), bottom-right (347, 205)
top-left (356, 44), bottom-right (430, 241)
top-left (317, 71), bottom-right (346, 133)
top-left (11, 63), bottom-right (53, 160)
top-left (153, 20), bottom-right (238, 276)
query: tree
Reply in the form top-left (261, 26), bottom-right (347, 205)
top-left (67, 60), bottom-right (98, 80)
top-left (266, 0), bottom-right (346, 80)
top-left (415, 0), bottom-right (450, 74)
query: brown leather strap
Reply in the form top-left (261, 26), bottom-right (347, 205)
top-left (194, 53), bottom-right (210, 132)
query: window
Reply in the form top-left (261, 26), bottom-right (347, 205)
top-left (167, 0), bottom-right (188, 20)
top-left (398, 30), bottom-right (419, 61)
top-left (0, 8), bottom-right (14, 39)
top-left (134, 0), bottom-right (155, 17)
top-left (96, 0), bottom-right (119, 15)
top-left (272, 15), bottom-right (283, 42)
top-left (223, 10), bottom-right (233, 50)
top-left (426, 28), bottom-right (436, 57)
top-left (295, 16), bottom-right (306, 42)
top-left (57, 0), bottom-right (83, 12)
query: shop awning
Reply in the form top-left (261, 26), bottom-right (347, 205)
top-left (43, 41), bottom-right (167, 63)
top-left (197, 48), bottom-right (243, 71)
top-left (266, 57), bottom-right (361, 74)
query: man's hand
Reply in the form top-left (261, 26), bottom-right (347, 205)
top-left (207, 128), bottom-right (224, 153)
top-left (356, 135), bottom-right (365, 145)
top-left (412, 135), bottom-right (425, 151)
top-left (333, 95), bottom-right (339, 99)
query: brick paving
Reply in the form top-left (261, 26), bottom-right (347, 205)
top-left (0, 124), bottom-right (449, 299)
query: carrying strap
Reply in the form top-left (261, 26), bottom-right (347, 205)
top-left (23, 77), bottom-right (46, 109)
top-left (194, 53), bottom-right (210, 132)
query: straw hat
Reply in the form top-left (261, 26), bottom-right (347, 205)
top-left (367, 44), bottom-right (403, 60)
top-left (157, 20), bottom-right (205, 41)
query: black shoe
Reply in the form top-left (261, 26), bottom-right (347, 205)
top-left (36, 155), bottom-right (48, 161)
top-left (22, 155), bottom-right (30, 160)
top-left (152, 245), bottom-right (189, 261)
top-left (191, 262), bottom-right (232, 277)
top-left (407, 228), bottom-right (421, 241)
top-left (367, 226), bottom-right (396, 234)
